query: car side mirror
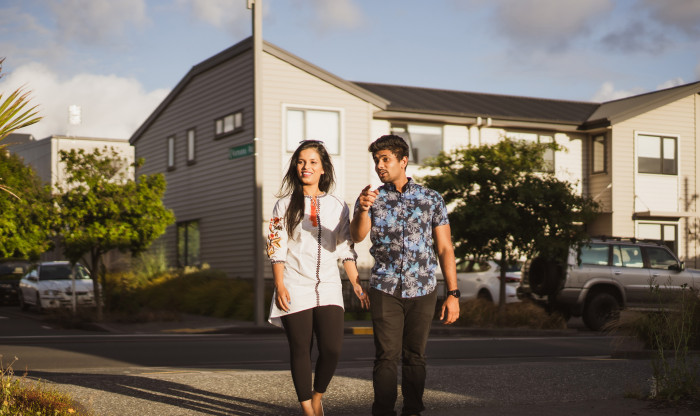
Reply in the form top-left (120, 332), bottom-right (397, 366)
top-left (669, 261), bottom-right (685, 271)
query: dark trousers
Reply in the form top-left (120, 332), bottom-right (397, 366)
top-left (369, 288), bottom-right (437, 416)
top-left (280, 305), bottom-right (344, 402)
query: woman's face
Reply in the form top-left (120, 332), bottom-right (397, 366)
top-left (296, 148), bottom-right (325, 187)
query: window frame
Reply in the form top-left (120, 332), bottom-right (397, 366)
top-left (638, 222), bottom-right (678, 255)
top-left (214, 110), bottom-right (244, 139)
top-left (176, 220), bottom-right (200, 268)
top-left (390, 123), bottom-right (444, 165)
top-left (505, 131), bottom-right (556, 173)
top-left (284, 106), bottom-right (342, 155)
top-left (592, 135), bottom-right (607, 174)
top-left (186, 128), bottom-right (196, 165)
top-left (636, 133), bottom-right (678, 175)
top-left (167, 135), bottom-right (176, 171)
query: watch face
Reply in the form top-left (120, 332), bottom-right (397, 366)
top-left (449, 290), bottom-right (461, 298)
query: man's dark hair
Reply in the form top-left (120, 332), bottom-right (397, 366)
top-left (368, 134), bottom-right (409, 161)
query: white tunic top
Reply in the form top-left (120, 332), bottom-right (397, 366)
top-left (266, 194), bottom-right (357, 327)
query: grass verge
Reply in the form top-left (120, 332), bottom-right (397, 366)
top-left (1, 356), bottom-right (91, 416)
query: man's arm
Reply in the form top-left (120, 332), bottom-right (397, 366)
top-left (350, 185), bottom-right (377, 243)
top-left (434, 223), bottom-right (460, 325)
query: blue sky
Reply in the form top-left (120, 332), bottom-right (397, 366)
top-left (1, 0), bottom-right (699, 140)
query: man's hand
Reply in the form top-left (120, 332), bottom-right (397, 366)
top-left (440, 295), bottom-right (460, 325)
top-left (357, 185), bottom-right (379, 212)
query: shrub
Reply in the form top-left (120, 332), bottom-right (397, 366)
top-left (455, 299), bottom-right (567, 329)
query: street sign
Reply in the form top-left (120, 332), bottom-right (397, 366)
top-left (229, 142), bottom-right (255, 160)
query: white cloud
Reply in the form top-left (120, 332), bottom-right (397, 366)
top-left (591, 82), bottom-right (646, 102)
top-left (311, 0), bottom-right (363, 30)
top-left (1, 63), bottom-right (168, 140)
top-left (488, 0), bottom-right (613, 50)
top-left (656, 77), bottom-right (685, 91)
top-left (49, 0), bottom-right (148, 45)
top-left (179, 0), bottom-right (250, 35)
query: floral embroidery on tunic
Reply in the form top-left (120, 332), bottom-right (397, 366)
top-left (266, 216), bottom-right (284, 257)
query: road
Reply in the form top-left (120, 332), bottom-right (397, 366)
top-left (1, 306), bottom-right (696, 416)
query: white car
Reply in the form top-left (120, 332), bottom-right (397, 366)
top-left (456, 259), bottom-right (523, 304)
top-left (18, 261), bottom-right (96, 311)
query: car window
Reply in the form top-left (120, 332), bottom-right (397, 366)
top-left (645, 247), bottom-right (678, 270)
top-left (40, 265), bottom-right (72, 280)
top-left (613, 245), bottom-right (644, 268)
top-left (580, 244), bottom-right (609, 265)
top-left (504, 261), bottom-right (523, 273)
top-left (75, 265), bottom-right (91, 279)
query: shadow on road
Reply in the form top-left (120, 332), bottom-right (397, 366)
top-left (26, 370), bottom-right (291, 416)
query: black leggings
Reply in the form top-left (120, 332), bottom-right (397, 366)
top-left (280, 305), bottom-right (344, 402)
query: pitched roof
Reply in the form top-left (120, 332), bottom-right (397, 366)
top-left (582, 80), bottom-right (700, 128)
top-left (130, 37), bottom-right (387, 144)
top-left (354, 82), bottom-right (599, 125)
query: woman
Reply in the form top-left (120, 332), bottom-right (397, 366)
top-left (267, 140), bottom-right (369, 416)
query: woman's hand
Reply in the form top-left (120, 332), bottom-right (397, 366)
top-left (275, 285), bottom-right (291, 312)
top-left (352, 282), bottom-right (370, 309)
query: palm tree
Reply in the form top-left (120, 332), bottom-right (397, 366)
top-left (0, 57), bottom-right (42, 197)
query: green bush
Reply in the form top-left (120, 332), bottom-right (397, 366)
top-left (455, 299), bottom-right (567, 329)
top-left (106, 267), bottom-right (255, 321)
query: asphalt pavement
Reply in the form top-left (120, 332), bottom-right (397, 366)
top-left (11, 313), bottom-right (696, 416)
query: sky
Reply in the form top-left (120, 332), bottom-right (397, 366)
top-left (1, 0), bottom-right (699, 141)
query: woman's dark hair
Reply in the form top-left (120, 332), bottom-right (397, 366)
top-left (368, 134), bottom-right (409, 161)
top-left (277, 140), bottom-right (335, 236)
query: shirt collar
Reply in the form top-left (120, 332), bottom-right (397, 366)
top-left (384, 177), bottom-right (415, 193)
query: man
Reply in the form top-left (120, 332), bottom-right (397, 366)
top-left (351, 134), bottom-right (460, 416)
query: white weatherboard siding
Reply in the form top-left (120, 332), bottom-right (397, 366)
top-left (135, 50), bottom-right (256, 278)
top-left (635, 175), bottom-right (678, 212)
top-left (611, 95), bottom-right (697, 261)
top-left (260, 50), bottom-right (381, 279)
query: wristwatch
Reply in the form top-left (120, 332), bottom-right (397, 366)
top-left (447, 289), bottom-right (461, 299)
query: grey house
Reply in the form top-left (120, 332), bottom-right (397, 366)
top-left (130, 36), bottom-right (700, 279)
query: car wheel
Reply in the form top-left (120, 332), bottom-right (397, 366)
top-left (582, 292), bottom-right (620, 331)
top-left (477, 290), bottom-right (493, 303)
top-left (35, 293), bottom-right (43, 313)
top-left (19, 292), bottom-right (28, 311)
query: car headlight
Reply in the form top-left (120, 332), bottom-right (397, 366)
top-left (42, 289), bottom-right (60, 296)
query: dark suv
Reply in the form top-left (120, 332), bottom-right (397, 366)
top-left (517, 237), bottom-right (700, 331)
top-left (0, 259), bottom-right (31, 304)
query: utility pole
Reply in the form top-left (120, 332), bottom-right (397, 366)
top-left (248, 0), bottom-right (265, 326)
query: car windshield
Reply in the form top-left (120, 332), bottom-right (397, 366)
top-left (505, 262), bottom-right (524, 273)
top-left (39, 265), bottom-right (72, 280)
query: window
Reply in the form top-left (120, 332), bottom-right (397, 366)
top-left (167, 136), bottom-right (175, 170)
top-left (645, 247), bottom-right (679, 270)
top-left (177, 220), bottom-right (200, 267)
top-left (612, 245), bottom-right (644, 268)
top-left (579, 243), bottom-right (609, 266)
top-left (215, 111), bottom-right (243, 137)
top-left (187, 128), bottom-right (196, 164)
top-left (592, 135), bottom-right (606, 173)
top-left (286, 108), bottom-right (340, 154)
top-left (637, 134), bottom-right (677, 175)
top-left (638, 222), bottom-right (677, 254)
top-left (505, 132), bottom-right (555, 172)
top-left (391, 124), bottom-right (443, 165)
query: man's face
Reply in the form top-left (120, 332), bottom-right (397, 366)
top-left (373, 149), bottom-right (407, 183)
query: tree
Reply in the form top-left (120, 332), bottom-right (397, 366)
top-left (0, 151), bottom-right (55, 259)
top-left (55, 147), bottom-right (174, 320)
top-left (422, 138), bottom-right (599, 310)
top-left (0, 57), bottom-right (42, 196)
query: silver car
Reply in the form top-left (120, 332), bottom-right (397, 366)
top-left (18, 261), bottom-right (95, 311)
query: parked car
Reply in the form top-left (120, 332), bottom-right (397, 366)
top-left (456, 259), bottom-right (523, 304)
top-left (18, 261), bottom-right (95, 311)
top-left (0, 259), bottom-right (31, 304)
top-left (517, 237), bottom-right (700, 331)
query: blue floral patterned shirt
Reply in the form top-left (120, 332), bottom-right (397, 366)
top-left (355, 178), bottom-right (450, 298)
